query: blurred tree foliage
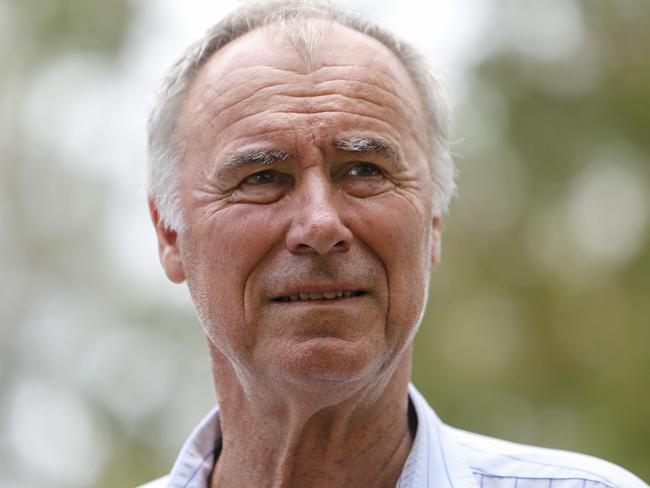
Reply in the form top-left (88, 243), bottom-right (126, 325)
top-left (12, 0), bottom-right (130, 59)
top-left (1, 0), bottom-right (648, 486)
top-left (415, 0), bottom-right (650, 481)
top-left (1, 1), bottom-right (200, 487)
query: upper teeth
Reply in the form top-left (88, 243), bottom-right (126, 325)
top-left (283, 290), bottom-right (353, 301)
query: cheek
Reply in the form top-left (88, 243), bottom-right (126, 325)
top-left (351, 196), bottom-right (432, 341)
top-left (181, 206), bottom-right (285, 352)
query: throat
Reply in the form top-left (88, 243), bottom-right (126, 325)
top-left (210, 402), bottom-right (415, 488)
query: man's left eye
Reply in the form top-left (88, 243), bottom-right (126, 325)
top-left (339, 162), bottom-right (390, 197)
top-left (346, 163), bottom-right (383, 177)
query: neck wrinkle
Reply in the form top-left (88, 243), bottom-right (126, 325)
top-left (209, 345), bottom-right (414, 488)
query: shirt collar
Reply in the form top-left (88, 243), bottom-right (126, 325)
top-left (166, 405), bottom-right (220, 488)
top-left (167, 384), bottom-right (478, 488)
top-left (398, 384), bottom-right (478, 488)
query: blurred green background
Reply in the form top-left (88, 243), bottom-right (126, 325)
top-left (1, 0), bottom-right (648, 486)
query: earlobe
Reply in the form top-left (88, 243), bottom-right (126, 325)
top-left (431, 216), bottom-right (442, 268)
top-left (148, 198), bottom-right (186, 284)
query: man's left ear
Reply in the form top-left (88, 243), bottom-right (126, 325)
top-left (431, 216), bottom-right (442, 268)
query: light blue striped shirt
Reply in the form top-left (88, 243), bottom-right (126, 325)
top-left (138, 385), bottom-right (647, 488)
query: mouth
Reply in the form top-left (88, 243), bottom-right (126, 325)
top-left (272, 290), bottom-right (367, 303)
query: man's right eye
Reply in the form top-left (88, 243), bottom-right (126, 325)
top-left (243, 170), bottom-right (276, 185)
top-left (234, 170), bottom-right (292, 203)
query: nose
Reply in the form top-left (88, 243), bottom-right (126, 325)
top-left (286, 171), bottom-right (353, 255)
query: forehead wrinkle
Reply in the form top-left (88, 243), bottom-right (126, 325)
top-left (191, 79), bottom-right (291, 123)
top-left (307, 65), bottom-right (425, 128)
top-left (192, 60), bottom-right (421, 124)
top-left (211, 104), bottom-right (419, 159)
top-left (187, 18), bottom-right (426, 121)
top-left (309, 65), bottom-right (411, 99)
top-left (216, 110), bottom-right (403, 147)
top-left (185, 61), bottom-right (425, 149)
top-left (309, 78), bottom-right (418, 112)
top-left (214, 87), bottom-right (390, 124)
top-left (273, 91), bottom-right (419, 140)
top-left (185, 66), bottom-right (302, 129)
top-left (202, 83), bottom-right (419, 148)
top-left (198, 74), bottom-right (412, 124)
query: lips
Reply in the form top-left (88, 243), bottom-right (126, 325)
top-left (272, 290), bottom-right (366, 302)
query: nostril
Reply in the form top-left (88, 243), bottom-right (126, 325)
top-left (333, 240), bottom-right (351, 252)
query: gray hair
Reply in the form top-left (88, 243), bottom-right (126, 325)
top-left (147, 0), bottom-right (456, 232)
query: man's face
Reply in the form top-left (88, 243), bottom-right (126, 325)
top-left (156, 22), bottom-right (441, 392)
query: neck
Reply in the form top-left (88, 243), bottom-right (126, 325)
top-left (208, 347), bottom-right (415, 488)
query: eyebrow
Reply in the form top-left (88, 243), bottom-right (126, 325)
top-left (218, 149), bottom-right (291, 178)
top-left (333, 136), bottom-right (404, 170)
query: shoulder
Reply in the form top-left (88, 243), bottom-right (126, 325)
top-left (447, 426), bottom-right (648, 488)
top-left (135, 475), bottom-right (169, 488)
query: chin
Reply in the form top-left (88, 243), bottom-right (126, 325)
top-left (270, 336), bottom-right (384, 398)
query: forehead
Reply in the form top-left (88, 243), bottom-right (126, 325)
top-left (178, 19), bottom-right (427, 159)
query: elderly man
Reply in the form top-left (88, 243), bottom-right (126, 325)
top-left (141, 1), bottom-right (647, 487)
